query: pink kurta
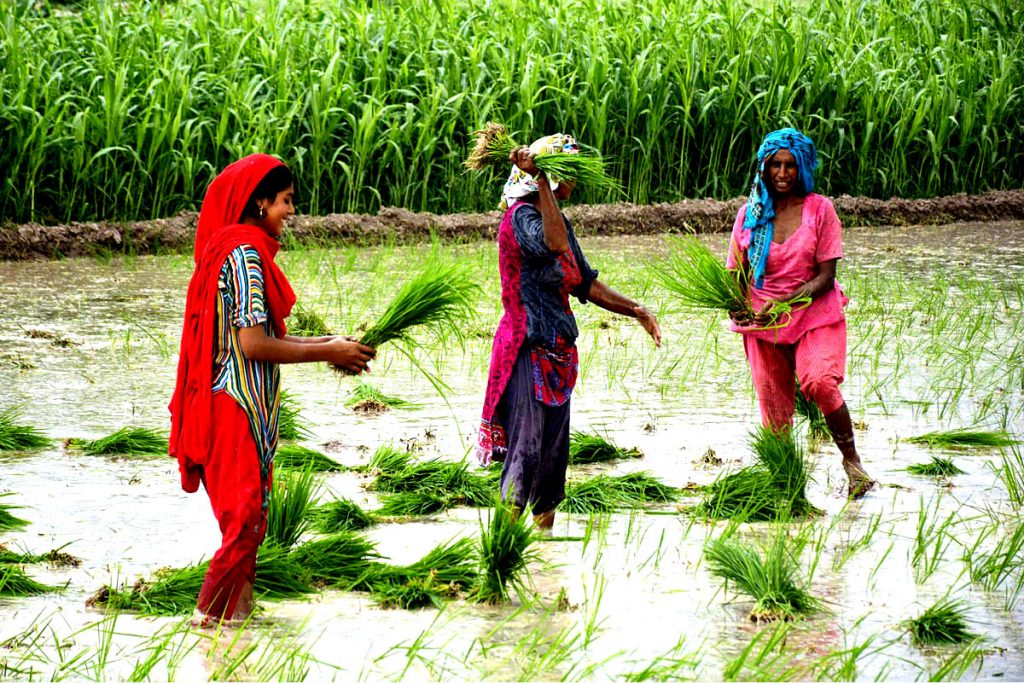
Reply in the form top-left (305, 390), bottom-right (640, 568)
top-left (726, 192), bottom-right (847, 345)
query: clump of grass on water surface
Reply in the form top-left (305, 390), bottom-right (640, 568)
top-left (68, 427), bottom-right (168, 455)
top-left (0, 494), bottom-right (29, 531)
top-left (560, 472), bottom-right (678, 514)
top-left (905, 428), bottom-right (1017, 449)
top-left (376, 491), bottom-right (452, 517)
top-left (794, 385), bottom-right (830, 440)
top-left (290, 531), bottom-right (381, 589)
top-left (278, 389), bottom-right (313, 441)
top-left (0, 407), bottom-right (51, 451)
top-left (330, 258), bottom-right (479, 374)
top-left (463, 122), bottom-right (622, 196)
top-left (288, 307), bottom-right (330, 337)
top-left (569, 431), bottom-right (642, 465)
top-left (650, 237), bottom-right (809, 329)
top-left (904, 598), bottom-right (978, 645)
top-left (345, 382), bottom-right (418, 413)
top-left (274, 444), bottom-right (344, 472)
top-left (310, 496), bottom-right (377, 533)
top-left (469, 501), bottom-right (537, 604)
top-left (0, 564), bottom-right (56, 596)
top-left (364, 537), bottom-right (479, 608)
top-left (907, 456), bottom-right (965, 477)
top-left (695, 427), bottom-right (815, 522)
top-left (367, 445), bottom-right (497, 509)
top-left (265, 467), bottom-right (321, 550)
top-left (704, 532), bottom-right (819, 622)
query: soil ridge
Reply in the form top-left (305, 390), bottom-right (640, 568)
top-left (2, 190), bottom-right (1023, 261)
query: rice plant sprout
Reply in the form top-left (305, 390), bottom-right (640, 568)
top-left (331, 258), bottom-right (480, 375)
top-left (0, 565), bottom-right (56, 597)
top-left (264, 467), bottom-right (321, 549)
top-left (274, 445), bottom-right (344, 472)
top-left (906, 456), bottom-right (965, 477)
top-left (560, 472), bottom-right (678, 514)
top-left (278, 390), bottom-right (314, 441)
top-left (903, 598), bottom-right (978, 645)
top-left (310, 496), bottom-right (377, 533)
top-left (0, 494), bottom-right (30, 532)
top-left (469, 498), bottom-right (537, 604)
top-left (463, 122), bottom-right (622, 195)
top-left (905, 428), bottom-right (1018, 449)
top-left (0, 407), bottom-right (51, 451)
top-left (704, 531), bottom-right (820, 622)
top-left (344, 382), bottom-right (418, 412)
top-left (650, 236), bottom-right (809, 330)
top-left (289, 306), bottom-right (330, 337)
top-left (68, 427), bottom-right (168, 455)
top-left (569, 431), bottom-right (643, 464)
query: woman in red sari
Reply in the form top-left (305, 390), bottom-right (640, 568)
top-left (169, 154), bottom-right (376, 624)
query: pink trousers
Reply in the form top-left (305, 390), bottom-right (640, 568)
top-left (743, 320), bottom-right (848, 430)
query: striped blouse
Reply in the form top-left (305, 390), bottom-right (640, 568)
top-left (212, 245), bottom-right (280, 481)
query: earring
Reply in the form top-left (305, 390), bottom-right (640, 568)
top-left (258, 205), bottom-right (265, 219)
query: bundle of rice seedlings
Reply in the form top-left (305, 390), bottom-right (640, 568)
top-left (274, 444), bottom-right (344, 472)
top-left (463, 122), bottom-right (622, 195)
top-left (469, 501), bottom-right (536, 604)
top-left (344, 382), bottom-right (418, 413)
top-left (368, 537), bottom-right (479, 591)
top-left (0, 406), bottom-right (51, 451)
top-left (0, 543), bottom-right (80, 567)
top-left (569, 431), bottom-right (643, 464)
top-left (704, 533), bottom-right (819, 622)
top-left (289, 307), bottom-right (330, 337)
top-left (264, 467), bottom-right (321, 550)
top-left (369, 575), bottom-right (446, 610)
top-left (794, 385), bottom-right (829, 440)
top-left (0, 494), bottom-right (29, 531)
top-left (69, 427), bottom-right (168, 455)
top-left (252, 544), bottom-right (316, 598)
top-left (0, 564), bottom-right (57, 596)
top-left (697, 427), bottom-right (815, 522)
top-left (278, 390), bottom-right (314, 441)
top-left (310, 497), bottom-right (377, 533)
top-left (907, 456), bottom-right (965, 477)
top-left (650, 236), bottom-right (749, 315)
top-left (905, 429), bottom-right (1018, 449)
top-left (290, 531), bottom-right (381, 588)
top-left (559, 472), bottom-right (678, 514)
top-left (331, 259), bottom-right (479, 376)
top-left (904, 598), bottom-right (978, 645)
top-left (376, 491), bottom-right (453, 517)
top-left (368, 445), bottom-right (497, 508)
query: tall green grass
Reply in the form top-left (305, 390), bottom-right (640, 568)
top-left (2, 0), bottom-right (1021, 224)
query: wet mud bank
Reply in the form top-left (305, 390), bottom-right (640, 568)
top-left (2, 189), bottom-right (1023, 261)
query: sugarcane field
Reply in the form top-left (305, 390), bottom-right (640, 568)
top-left (1, 0), bottom-right (1023, 680)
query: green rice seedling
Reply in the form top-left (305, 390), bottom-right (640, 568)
top-left (0, 494), bottom-right (29, 531)
top-left (990, 444), bottom-right (1024, 508)
top-left (367, 445), bottom-right (497, 507)
top-left (905, 428), bottom-right (1017, 448)
top-left (288, 307), bottom-right (330, 337)
top-left (697, 427), bottom-right (814, 521)
top-left (469, 500), bottom-right (537, 604)
top-left (568, 430), bottom-right (643, 464)
top-left (0, 407), bottom-right (51, 451)
top-left (251, 545), bottom-right (315, 599)
top-left (704, 532), bottom-right (820, 622)
top-left (278, 390), bottom-right (313, 441)
top-left (310, 497), bottom-right (377, 533)
top-left (967, 523), bottom-right (1024, 610)
top-left (264, 467), bottom-right (321, 550)
top-left (370, 576), bottom-right (446, 610)
top-left (650, 236), bottom-right (749, 315)
top-left (560, 472), bottom-right (678, 514)
top-left (903, 598), bottom-right (978, 645)
top-left (344, 382), bottom-right (418, 412)
top-left (331, 259), bottom-right (479, 376)
top-left (463, 122), bottom-right (622, 195)
top-left (912, 496), bottom-right (958, 583)
top-left (69, 427), bottom-right (168, 455)
top-left (722, 621), bottom-right (804, 681)
top-left (906, 456), bottom-right (965, 477)
top-left (794, 385), bottom-right (830, 440)
top-left (290, 532), bottom-right (381, 588)
top-left (376, 491), bottom-right (453, 517)
top-left (369, 537), bottom-right (479, 590)
top-left (274, 444), bottom-right (344, 472)
top-left (0, 564), bottom-right (56, 596)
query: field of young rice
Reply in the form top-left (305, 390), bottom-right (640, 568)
top-left (1, 220), bottom-right (1022, 680)
top-left (1, 0), bottom-right (1022, 224)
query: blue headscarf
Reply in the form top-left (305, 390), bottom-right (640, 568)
top-left (743, 128), bottom-right (818, 288)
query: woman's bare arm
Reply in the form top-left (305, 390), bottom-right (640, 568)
top-left (585, 279), bottom-right (661, 346)
top-left (239, 327), bottom-right (375, 373)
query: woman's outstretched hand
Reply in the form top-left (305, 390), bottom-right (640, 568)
top-left (509, 146), bottom-right (541, 176)
top-left (633, 305), bottom-right (662, 347)
top-left (324, 337), bottom-right (376, 374)
top-left (729, 306), bottom-right (771, 328)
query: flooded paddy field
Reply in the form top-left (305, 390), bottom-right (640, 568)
top-left (1, 220), bottom-right (1022, 681)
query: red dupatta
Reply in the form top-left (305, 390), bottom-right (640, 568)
top-left (168, 154), bottom-right (297, 492)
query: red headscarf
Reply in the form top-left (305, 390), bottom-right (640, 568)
top-left (169, 154), bottom-right (297, 492)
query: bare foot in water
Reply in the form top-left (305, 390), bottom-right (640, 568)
top-left (843, 459), bottom-right (876, 499)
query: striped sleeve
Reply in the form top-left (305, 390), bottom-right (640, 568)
top-left (220, 245), bottom-right (268, 328)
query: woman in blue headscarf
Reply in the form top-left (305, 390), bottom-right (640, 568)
top-left (726, 128), bottom-right (874, 498)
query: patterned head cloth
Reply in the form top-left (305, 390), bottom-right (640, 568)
top-left (743, 128), bottom-right (819, 288)
top-left (500, 133), bottom-right (580, 210)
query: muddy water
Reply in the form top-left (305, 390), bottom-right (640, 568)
top-left (1, 221), bottom-right (1023, 680)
